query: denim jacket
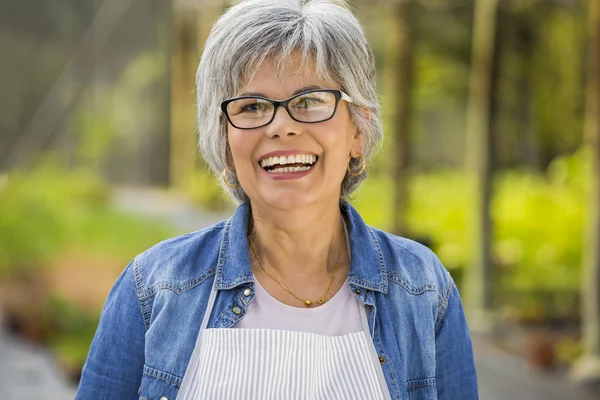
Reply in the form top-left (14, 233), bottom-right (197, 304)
top-left (76, 201), bottom-right (478, 400)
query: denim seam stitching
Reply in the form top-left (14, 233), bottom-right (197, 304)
top-left (387, 271), bottom-right (439, 296)
top-left (435, 276), bottom-right (453, 333)
top-left (216, 275), bottom-right (255, 290)
top-left (215, 298), bottom-right (245, 328)
top-left (214, 216), bottom-right (233, 288)
top-left (133, 255), bottom-right (151, 330)
top-left (139, 297), bottom-right (151, 331)
top-left (348, 278), bottom-right (389, 292)
top-left (137, 267), bottom-right (217, 300)
top-left (143, 365), bottom-right (183, 388)
top-left (406, 377), bottom-right (436, 389)
top-left (366, 226), bottom-right (390, 293)
top-left (374, 322), bottom-right (401, 399)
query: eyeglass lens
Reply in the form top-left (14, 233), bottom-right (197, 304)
top-left (226, 91), bottom-right (337, 129)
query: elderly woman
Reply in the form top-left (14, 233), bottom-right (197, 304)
top-left (76, 0), bottom-right (478, 399)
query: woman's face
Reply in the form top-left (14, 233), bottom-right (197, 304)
top-left (227, 57), bottom-right (364, 211)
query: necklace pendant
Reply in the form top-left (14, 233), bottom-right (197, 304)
top-left (304, 299), bottom-right (312, 306)
top-left (317, 298), bottom-right (325, 305)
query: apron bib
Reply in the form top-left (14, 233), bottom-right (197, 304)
top-left (177, 282), bottom-right (391, 399)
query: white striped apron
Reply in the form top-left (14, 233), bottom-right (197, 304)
top-left (177, 282), bottom-right (392, 399)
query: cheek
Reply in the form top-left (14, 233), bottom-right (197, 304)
top-left (227, 130), bottom-right (256, 167)
top-left (319, 121), bottom-right (355, 158)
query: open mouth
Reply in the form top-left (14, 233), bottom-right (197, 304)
top-left (259, 154), bottom-right (318, 174)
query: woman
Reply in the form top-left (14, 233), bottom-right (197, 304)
top-left (76, 0), bottom-right (478, 399)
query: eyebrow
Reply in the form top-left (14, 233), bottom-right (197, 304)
top-left (238, 85), bottom-right (323, 98)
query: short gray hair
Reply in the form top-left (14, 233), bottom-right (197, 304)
top-left (196, 0), bottom-right (383, 204)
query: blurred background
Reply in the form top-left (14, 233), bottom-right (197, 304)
top-left (0, 0), bottom-right (599, 398)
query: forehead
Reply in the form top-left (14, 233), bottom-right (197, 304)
top-left (238, 54), bottom-right (338, 98)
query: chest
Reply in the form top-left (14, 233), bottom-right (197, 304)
top-left (139, 283), bottom-right (440, 400)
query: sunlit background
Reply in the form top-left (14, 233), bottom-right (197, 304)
top-left (1, 0), bottom-right (599, 398)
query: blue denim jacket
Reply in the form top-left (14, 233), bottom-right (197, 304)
top-left (76, 201), bottom-right (478, 400)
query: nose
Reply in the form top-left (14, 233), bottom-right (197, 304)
top-left (265, 105), bottom-right (302, 139)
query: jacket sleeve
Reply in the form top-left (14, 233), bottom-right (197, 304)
top-left (435, 280), bottom-right (479, 399)
top-left (75, 259), bottom-right (146, 400)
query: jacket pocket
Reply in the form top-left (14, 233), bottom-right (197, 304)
top-left (406, 377), bottom-right (437, 400)
top-left (139, 364), bottom-right (182, 400)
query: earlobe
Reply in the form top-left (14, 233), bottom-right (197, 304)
top-left (350, 132), bottom-right (365, 158)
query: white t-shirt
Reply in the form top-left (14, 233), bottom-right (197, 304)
top-left (234, 275), bottom-right (364, 336)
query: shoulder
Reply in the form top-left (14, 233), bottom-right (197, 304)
top-left (370, 226), bottom-right (452, 294)
top-left (132, 219), bottom-right (228, 293)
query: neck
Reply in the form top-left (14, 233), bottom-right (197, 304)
top-left (248, 197), bottom-right (347, 282)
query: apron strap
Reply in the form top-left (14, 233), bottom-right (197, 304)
top-left (177, 280), bottom-right (219, 399)
top-left (200, 286), bottom-right (218, 331)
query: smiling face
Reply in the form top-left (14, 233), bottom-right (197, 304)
top-left (226, 56), bottom-right (364, 211)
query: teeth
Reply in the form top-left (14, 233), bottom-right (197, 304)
top-left (268, 165), bottom-right (312, 173)
top-left (259, 154), bottom-right (317, 168)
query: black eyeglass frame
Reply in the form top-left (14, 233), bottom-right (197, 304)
top-left (220, 89), bottom-right (353, 130)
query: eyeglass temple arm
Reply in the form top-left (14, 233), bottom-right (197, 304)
top-left (341, 92), bottom-right (353, 103)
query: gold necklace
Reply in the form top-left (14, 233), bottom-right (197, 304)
top-left (247, 229), bottom-right (344, 307)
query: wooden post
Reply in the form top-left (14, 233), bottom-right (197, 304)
top-left (572, 0), bottom-right (600, 385)
top-left (464, 0), bottom-right (499, 331)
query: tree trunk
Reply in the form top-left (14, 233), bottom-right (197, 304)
top-left (391, 0), bottom-right (413, 237)
top-left (572, 0), bottom-right (600, 385)
top-left (464, 0), bottom-right (499, 331)
top-left (170, 7), bottom-right (200, 189)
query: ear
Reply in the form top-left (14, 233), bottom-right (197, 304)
top-left (350, 106), bottom-right (370, 157)
top-left (350, 130), bottom-right (365, 158)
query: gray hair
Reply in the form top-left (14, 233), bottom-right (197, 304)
top-left (196, 0), bottom-right (383, 204)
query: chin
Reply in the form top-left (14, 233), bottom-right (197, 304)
top-left (260, 191), bottom-right (318, 211)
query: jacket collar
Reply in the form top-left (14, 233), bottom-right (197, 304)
top-left (214, 201), bottom-right (388, 294)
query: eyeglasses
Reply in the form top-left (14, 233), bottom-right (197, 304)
top-left (220, 89), bottom-right (353, 130)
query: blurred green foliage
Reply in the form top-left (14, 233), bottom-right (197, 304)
top-left (47, 296), bottom-right (100, 373)
top-left (0, 158), bottom-right (108, 277)
top-left (0, 158), bottom-right (176, 371)
top-left (186, 168), bottom-right (234, 212)
top-left (354, 149), bottom-right (589, 320)
top-left (0, 158), bottom-right (175, 279)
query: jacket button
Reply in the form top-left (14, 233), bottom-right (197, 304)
top-left (243, 288), bottom-right (252, 296)
top-left (232, 306), bottom-right (242, 315)
top-left (354, 288), bottom-right (362, 295)
top-left (378, 355), bottom-right (386, 363)
top-left (160, 397), bottom-right (168, 400)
